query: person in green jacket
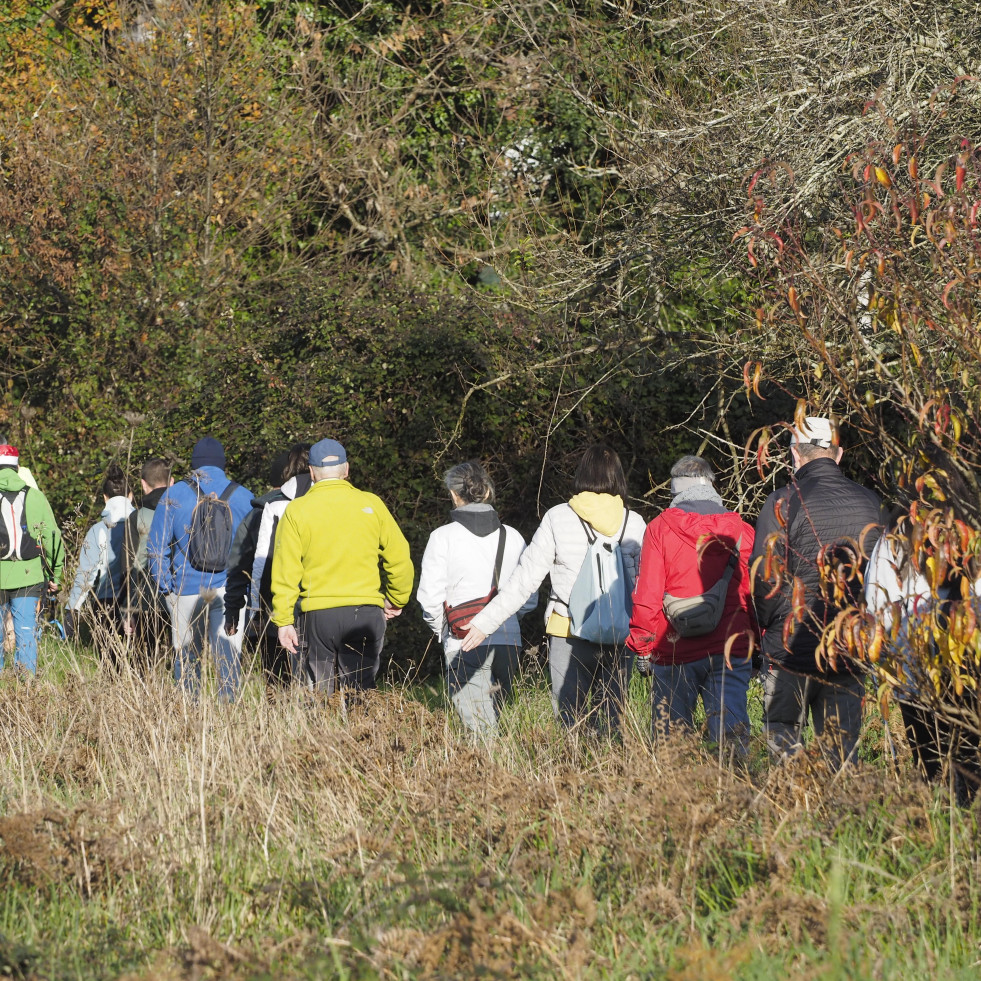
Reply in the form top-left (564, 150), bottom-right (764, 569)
top-left (0, 443), bottom-right (64, 674)
top-left (271, 438), bottom-right (413, 693)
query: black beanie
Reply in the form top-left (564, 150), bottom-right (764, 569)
top-left (190, 437), bottom-right (226, 469)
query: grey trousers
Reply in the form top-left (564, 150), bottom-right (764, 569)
top-left (763, 660), bottom-right (865, 768)
top-left (168, 589), bottom-right (245, 701)
top-left (445, 643), bottom-right (519, 737)
top-left (548, 634), bottom-right (632, 734)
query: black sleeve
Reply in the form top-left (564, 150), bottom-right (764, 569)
top-left (120, 510), bottom-right (140, 611)
top-left (750, 488), bottom-right (791, 632)
top-left (223, 507), bottom-right (262, 619)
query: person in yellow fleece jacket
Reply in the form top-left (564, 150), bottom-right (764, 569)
top-left (461, 444), bottom-right (646, 734)
top-left (271, 438), bottom-right (414, 693)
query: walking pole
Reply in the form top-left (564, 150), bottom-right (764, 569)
top-left (795, 675), bottom-right (812, 750)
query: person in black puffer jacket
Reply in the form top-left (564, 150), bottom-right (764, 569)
top-left (751, 417), bottom-right (885, 768)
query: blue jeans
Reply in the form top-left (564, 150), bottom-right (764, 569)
top-left (1, 592), bottom-right (40, 674)
top-left (651, 654), bottom-right (751, 748)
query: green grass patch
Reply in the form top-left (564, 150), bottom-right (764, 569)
top-left (0, 644), bottom-right (978, 979)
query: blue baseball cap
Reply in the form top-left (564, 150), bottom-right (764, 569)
top-left (309, 438), bottom-right (347, 467)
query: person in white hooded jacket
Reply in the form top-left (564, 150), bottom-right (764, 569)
top-left (462, 444), bottom-right (646, 734)
top-left (417, 461), bottom-right (536, 736)
top-left (67, 464), bottom-right (135, 637)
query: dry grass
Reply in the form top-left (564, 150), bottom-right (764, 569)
top-left (0, 646), bottom-right (979, 980)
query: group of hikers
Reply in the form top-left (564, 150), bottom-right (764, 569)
top-left (0, 419), bottom-right (977, 799)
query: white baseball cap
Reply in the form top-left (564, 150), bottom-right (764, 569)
top-left (790, 416), bottom-right (836, 449)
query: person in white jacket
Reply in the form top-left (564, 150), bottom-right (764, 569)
top-left (865, 509), bottom-right (981, 803)
top-left (249, 466), bottom-right (313, 684)
top-left (461, 444), bottom-right (646, 734)
top-left (417, 462), bottom-right (536, 736)
top-left (66, 464), bottom-right (136, 646)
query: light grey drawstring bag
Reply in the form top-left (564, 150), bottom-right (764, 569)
top-left (662, 535), bottom-right (742, 638)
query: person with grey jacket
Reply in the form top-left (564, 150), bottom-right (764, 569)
top-left (461, 444), bottom-right (645, 735)
top-left (121, 458), bottom-right (173, 668)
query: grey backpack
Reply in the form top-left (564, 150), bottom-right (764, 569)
top-left (663, 535), bottom-right (742, 638)
top-left (184, 479), bottom-right (240, 573)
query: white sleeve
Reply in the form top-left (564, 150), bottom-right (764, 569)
top-left (67, 525), bottom-right (107, 611)
top-left (251, 503), bottom-right (279, 611)
top-left (470, 515), bottom-right (555, 635)
top-left (864, 536), bottom-right (901, 631)
top-left (505, 529), bottom-right (539, 617)
top-left (416, 529), bottom-right (449, 638)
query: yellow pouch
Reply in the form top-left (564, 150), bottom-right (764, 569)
top-left (546, 611), bottom-right (571, 638)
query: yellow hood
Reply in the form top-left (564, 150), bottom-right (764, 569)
top-left (568, 492), bottom-right (625, 537)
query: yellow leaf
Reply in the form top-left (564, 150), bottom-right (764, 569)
top-left (878, 686), bottom-right (891, 716)
top-left (868, 623), bottom-right (884, 662)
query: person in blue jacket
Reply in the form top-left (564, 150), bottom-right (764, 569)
top-left (146, 437), bottom-right (253, 699)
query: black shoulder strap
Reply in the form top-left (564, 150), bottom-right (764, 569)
top-left (183, 478), bottom-right (202, 514)
top-left (778, 483), bottom-right (801, 565)
top-left (577, 513), bottom-right (597, 545)
top-left (123, 508), bottom-right (139, 571)
top-left (186, 477), bottom-right (239, 503)
top-left (579, 508), bottom-right (629, 545)
top-left (218, 481), bottom-right (240, 504)
top-left (938, 566), bottom-right (966, 632)
top-left (787, 482), bottom-right (802, 534)
top-left (491, 526), bottom-right (507, 589)
top-left (719, 533), bottom-right (744, 585)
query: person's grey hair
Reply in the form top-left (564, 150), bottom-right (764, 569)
top-left (444, 460), bottom-right (495, 505)
top-left (311, 462), bottom-right (348, 481)
top-left (670, 455), bottom-right (715, 482)
top-left (794, 441), bottom-right (837, 462)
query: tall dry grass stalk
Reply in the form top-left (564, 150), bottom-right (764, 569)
top-left (0, 635), bottom-right (978, 979)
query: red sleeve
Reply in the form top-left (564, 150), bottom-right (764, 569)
top-left (736, 520), bottom-right (757, 626)
top-left (628, 518), bottom-right (669, 655)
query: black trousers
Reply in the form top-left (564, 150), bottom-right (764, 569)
top-left (297, 606), bottom-right (386, 694)
top-left (900, 699), bottom-right (981, 806)
top-left (244, 612), bottom-right (295, 687)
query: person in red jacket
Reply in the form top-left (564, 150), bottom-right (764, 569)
top-left (628, 455), bottom-right (757, 750)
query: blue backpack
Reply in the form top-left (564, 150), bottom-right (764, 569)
top-left (566, 510), bottom-right (632, 645)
